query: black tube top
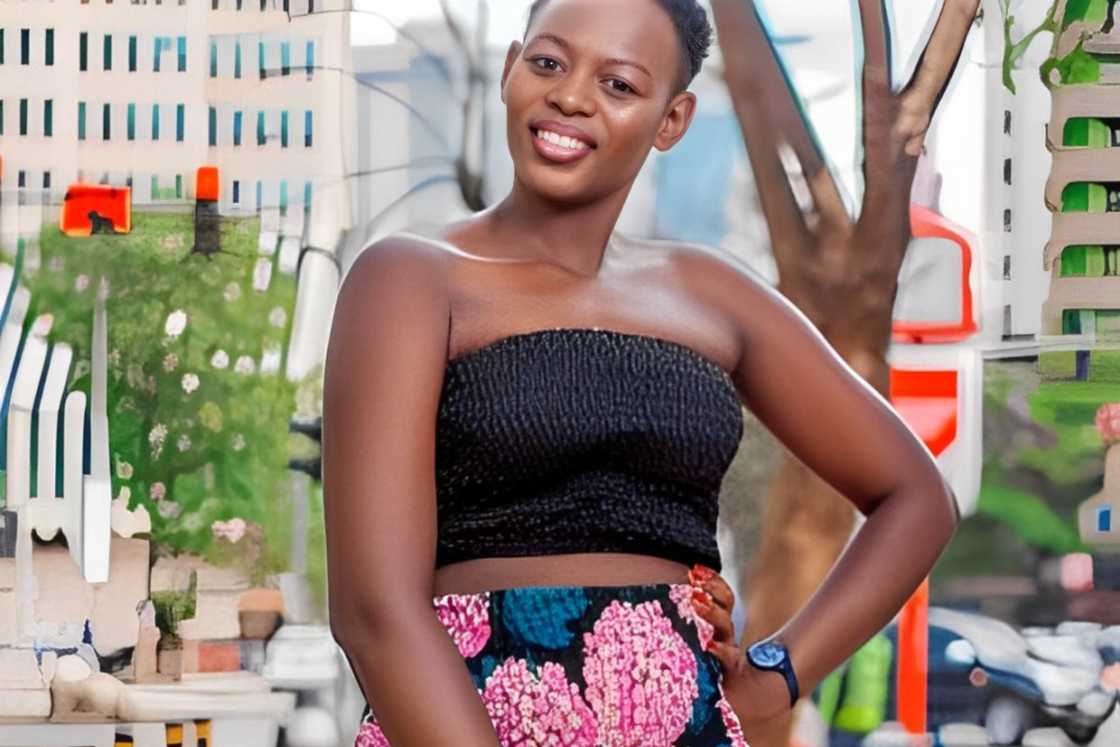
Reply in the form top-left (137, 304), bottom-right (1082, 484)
top-left (434, 327), bottom-right (744, 572)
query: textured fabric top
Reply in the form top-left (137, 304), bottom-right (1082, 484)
top-left (435, 327), bottom-right (744, 572)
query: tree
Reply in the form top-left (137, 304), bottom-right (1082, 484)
top-left (708, 1), bottom-right (980, 744)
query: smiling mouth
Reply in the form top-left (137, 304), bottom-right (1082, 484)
top-left (530, 126), bottom-right (596, 152)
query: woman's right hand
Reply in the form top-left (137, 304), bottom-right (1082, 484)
top-left (689, 566), bottom-right (794, 729)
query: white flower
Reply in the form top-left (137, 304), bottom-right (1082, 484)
top-left (116, 460), bottom-right (134, 479)
top-left (97, 276), bottom-right (111, 301)
top-left (269, 306), bottom-right (287, 328)
top-left (150, 481), bottom-right (167, 501)
top-left (181, 373), bottom-right (200, 394)
top-left (157, 500), bottom-right (181, 519)
top-left (177, 434), bottom-right (192, 452)
top-left (260, 345), bottom-right (281, 375)
top-left (182, 513), bottom-right (204, 532)
top-left (234, 355), bottom-right (255, 375)
top-left (149, 423), bottom-right (168, 445)
top-left (210, 349), bottom-right (229, 369)
top-left (126, 364), bottom-right (145, 389)
top-left (74, 274), bottom-right (90, 292)
top-left (107, 349), bottom-right (121, 367)
top-left (165, 309), bottom-right (188, 338)
top-left (163, 353), bottom-right (179, 372)
top-left (212, 517), bottom-right (247, 543)
top-left (231, 433), bottom-right (246, 451)
top-left (223, 282), bottom-right (241, 302)
top-left (116, 485), bottom-right (131, 503)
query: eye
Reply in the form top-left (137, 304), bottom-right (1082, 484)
top-left (530, 56), bottom-right (561, 72)
top-left (607, 79), bottom-right (635, 95)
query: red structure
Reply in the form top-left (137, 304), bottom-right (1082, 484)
top-left (60, 184), bottom-right (132, 236)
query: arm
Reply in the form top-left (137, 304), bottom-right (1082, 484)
top-left (679, 248), bottom-right (959, 720)
top-left (322, 239), bottom-right (501, 746)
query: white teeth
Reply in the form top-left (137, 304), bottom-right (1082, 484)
top-left (536, 128), bottom-right (590, 151)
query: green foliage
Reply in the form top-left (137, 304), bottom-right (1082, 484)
top-left (151, 570), bottom-right (198, 645)
top-left (977, 475), bottom-right (1087, 554)
top-left (26, 212), bottom-right (299, 570)
top-left (1021, 381), bottom-right (1120, 483)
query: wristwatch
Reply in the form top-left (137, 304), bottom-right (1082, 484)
top-left (745, 639), bottom-right (800, 708)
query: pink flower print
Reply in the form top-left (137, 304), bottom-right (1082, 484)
top-left (354, 719), bottom-right (391, 747)
top-left (581, 599), bottom-right (699, 746)
top-left (716, 684), bottom-right (749, 747)
top-left (433, 592), bottom-right (492, 658)
top-left (481, 657), bottom-right (598, 746)
top-left (669, 583), bottom-right (716, 652)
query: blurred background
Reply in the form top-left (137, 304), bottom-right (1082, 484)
top-left (0, 0), bottom-right (1117, 745)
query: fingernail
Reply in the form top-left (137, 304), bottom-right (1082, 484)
top-left (692, 564), bottom-right (717, 583)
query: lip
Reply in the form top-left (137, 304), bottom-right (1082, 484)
top-left (528, 120), bottom-right (597, 165)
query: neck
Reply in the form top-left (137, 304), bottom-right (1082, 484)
top-left (487, 176), bottom-right (634, 278)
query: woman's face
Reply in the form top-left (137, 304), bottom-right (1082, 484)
top-left (501, 0), bottom-right (697, 206)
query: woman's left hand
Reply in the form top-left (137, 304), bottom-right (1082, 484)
top-left (688, 564), bottom-right (794, 727)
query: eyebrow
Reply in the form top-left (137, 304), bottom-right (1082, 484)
top-left (527, 32), bottom-right (653, 80)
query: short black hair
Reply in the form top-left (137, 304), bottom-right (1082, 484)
top-left (524, 0), bottom-right (713, 94)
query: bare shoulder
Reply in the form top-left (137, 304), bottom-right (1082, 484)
top-left (343, 232), bottom-right (455, 296)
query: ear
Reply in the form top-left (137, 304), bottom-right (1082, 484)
top-left (500, 41), bottom-right (523, 104)
top-left (653, 91), bottom-right (697, 152)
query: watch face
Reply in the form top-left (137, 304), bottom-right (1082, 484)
top-left (750, 641), bottom-right (786, 668)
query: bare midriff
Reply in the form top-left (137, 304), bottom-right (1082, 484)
top-left (431, 553), bottom-right (694, 596)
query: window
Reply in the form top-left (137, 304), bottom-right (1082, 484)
top-left (150, 174), bottom-right (159, 200)
top-left (210, 41), bottom-right (218, 77)
top-left (305, 40), bottom-right (313, 78)
top-left (280, 110), bottom-right (288, 147)
top-left (128, 35), bottom-right (137, 71)
top-left (304, 180), bottom-right (311, 213)
top-left (17, 170), bottom-right (25, 188)
top-left (304, 110), bottom-right (312, 147)
top-left (0, 101), bottom-right (4, 135)
top-left (208, 106), bottom-right (216, 146)
top-left (308, 0), bottom-right (314, 12)
top-left (176, 103), bottom-right (184, 141)
top-left (234, 40), bottom-right (242, 78)
top-left (154, 36), bottom-right (162, 72)
top-left (20, 28), bottom-right (29, 65)
top-left (43, 171), bottom-right (51, 191)
top-left (258, 40), bottom-right (266, 80)
top-left (103, 34), bottom-right (112, 71)
top-left (256, 180), bottom-right (262, 211)
top-left (1101, 506), bottom-right (1113, 533)
top-left (19, 98), bottom-right (27, 136)
top-left (151, 103), bottom-right (159, 140)
top-left (1, 29), bottom-right (4, 65)
top-left (279, 180), bottom-right (288, 214)
top-left (233, 179), bottom-right (240, 204)
top-left (233, 110), bottom-right (242, 145)
top-left (78, 101), bottom-right (86, 140)
top-left (45, 29), bottom-right (54, 66)
top-left (127, 103), bottom-right (135, 140)
top-left (43, 99), bottom-right (52, 137)
top-left (175, 174), bottom-right (183, 199)
top-left (256, 110), bottom-right (265, 145)
top-left (80, 32), bottom-right (88, 71)
top-left (280, 41), bottom-right (290, 76)
top-left (102, 103), bottom-right (111, 140)
top-left (177, 36), bottom-right (186, 72)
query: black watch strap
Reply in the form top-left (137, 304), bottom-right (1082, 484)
top-left (746, 639), bottom-right (800, 708)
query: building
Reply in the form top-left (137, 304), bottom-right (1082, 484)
top-left (0, 0), bottom-right (355, 247)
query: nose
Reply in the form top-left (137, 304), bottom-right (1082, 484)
top-left (545, 71), bottom-right (596, 118)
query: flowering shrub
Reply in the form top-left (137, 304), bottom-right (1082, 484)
top-left (27, 212), bottom-right (301, 572)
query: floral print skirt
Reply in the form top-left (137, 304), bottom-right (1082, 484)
top-left (355, 582), bottom-right (749, 746)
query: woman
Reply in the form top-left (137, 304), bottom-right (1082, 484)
top-left (322, 0), bottom-right (960, 744)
